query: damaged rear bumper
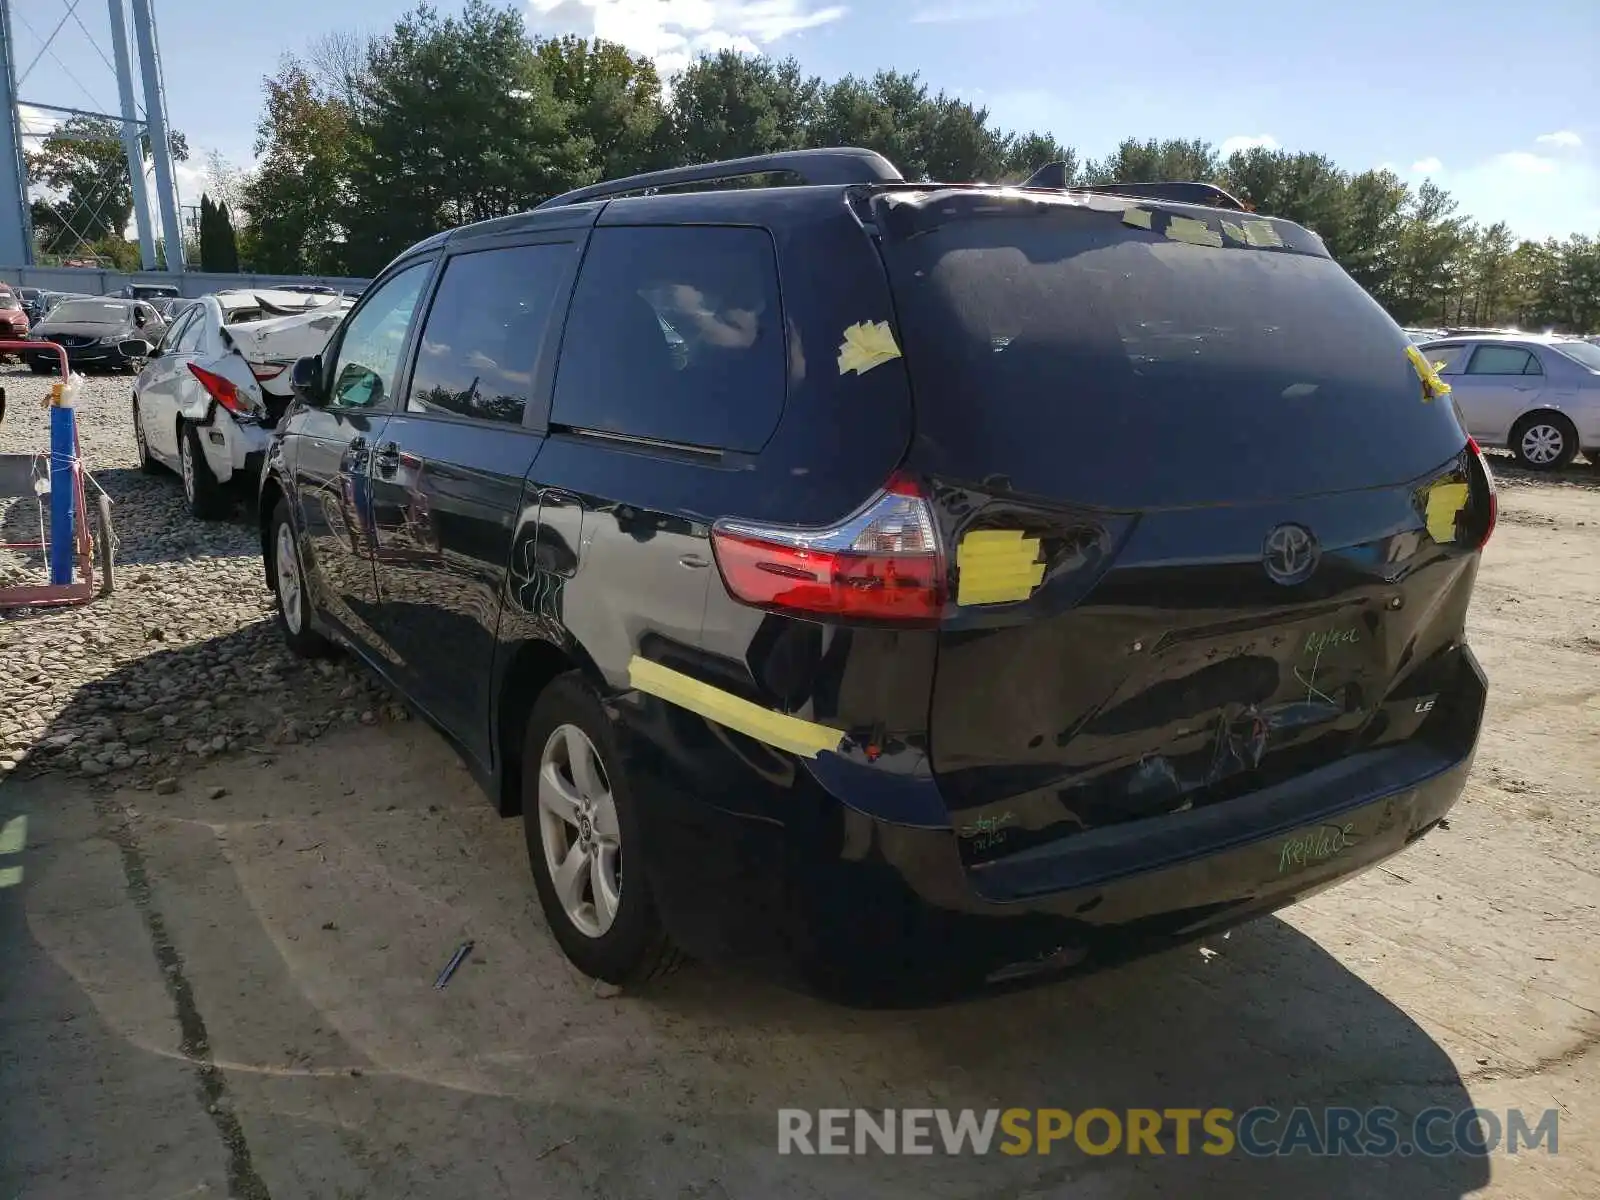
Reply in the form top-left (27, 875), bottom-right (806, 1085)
top-left (635, 647), bottom-right (1487, 1000)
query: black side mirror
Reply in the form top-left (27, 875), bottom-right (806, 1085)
top-left (118, 339), bottom-right (154, 359)
top-left (290, 355), bottom-right (327, 406)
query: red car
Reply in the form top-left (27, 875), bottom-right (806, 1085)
top-left (0, 290), bottom-right (30, 339)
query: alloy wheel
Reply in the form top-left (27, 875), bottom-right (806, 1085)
top-left (537, 723), bottom-right (621, 938)
top-left (275, 522), bottom-right (304, 634)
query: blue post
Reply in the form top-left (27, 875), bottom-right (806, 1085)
top-left (49, 404), bottom-right (74, 585)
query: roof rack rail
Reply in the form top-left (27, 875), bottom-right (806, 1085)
top-left (536, 147), bottom-right (904, 210)
top-left (1020, 162), bottom-right (1249, 211)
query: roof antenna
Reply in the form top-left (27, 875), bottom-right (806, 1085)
top-left (1022, 161), bottom-right (1073, 189)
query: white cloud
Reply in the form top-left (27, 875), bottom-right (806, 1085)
top-left (527, 0), bottom-right (847, 75)
top-left (16, 104), bottom-right (59, 140)
top-left (1493, 151), bottom-right (1557, 175)
top-left (1535, 130), bottom-right (1582, 149)
top-left (1220, 134), bottom-right (1279, 157)
top-left (912, 0), bottom-right (1038, 22)
top-left (1407, 148), bottom-right (1600, 242)
top-left (1410, 156), bottom-right (1443, 175)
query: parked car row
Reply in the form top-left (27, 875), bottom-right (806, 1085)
top-left (204, 149), bottom-right (1495, 999)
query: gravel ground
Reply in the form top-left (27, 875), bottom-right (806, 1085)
top-left (0, 365), bottom-right (407, 784)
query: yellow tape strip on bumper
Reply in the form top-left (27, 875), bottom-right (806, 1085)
top-left (957, 529), bottom-right (1046, 606)
top-left (627, 656), bottom-right (845, 759)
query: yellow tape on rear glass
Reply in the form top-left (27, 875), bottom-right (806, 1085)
top-left (627, 656), bottom-right (844, 759)
top-left (957, 529), bottom-right (1046, 606)
top-left (1122, 208), bottom-right (1153, 230)
top-left (1406, 344), bottom-right (1452, 401)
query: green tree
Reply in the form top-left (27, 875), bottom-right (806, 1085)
top-left (343, 1), bottom-right (590, 273)
top-left (199, 193), bottom-right (218, 270)
top-left (242, 57), bottom-right (356, 274)
top-left (216, 202), bottom-right (241, 272)
top-left (1391, 180), bottom-right (1468, 325)
top-left (1082, 137), bottom-right (1219, 184)
top-left (667, 51), bottom-right (821, 164)
top-left (26, 115), bottom-right (188, 258)
top-left (535, 35), bottom-right (665, 180)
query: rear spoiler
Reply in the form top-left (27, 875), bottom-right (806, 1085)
top-left (1020, 162), bottom-right (1250, 211)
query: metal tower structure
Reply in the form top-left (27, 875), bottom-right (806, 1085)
top-left (0, 0), bottom-right (185, 270)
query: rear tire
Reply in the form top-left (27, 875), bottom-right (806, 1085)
top-left (522, 672), bottom-right (681, 986)
top-left (268, 499), bottom-right (332, 658)
top-left (180, 421), bottom-right (228, 519)
top-left (1510, 412), bottom-right (1578, 470)
top-left (28, 361), bottom-right (52, 374)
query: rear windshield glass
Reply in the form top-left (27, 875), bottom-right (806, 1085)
top-left (880, 213), bottom-right (1469, 509)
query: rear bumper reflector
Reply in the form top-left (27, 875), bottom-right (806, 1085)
top-left (627, 656), bottom-right (845, 759)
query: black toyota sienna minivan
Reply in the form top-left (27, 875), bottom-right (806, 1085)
top-left (259, 148), bottom-right (1493, 999)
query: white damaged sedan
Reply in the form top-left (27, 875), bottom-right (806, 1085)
top-left (131, 290), bottom-right (352, 518)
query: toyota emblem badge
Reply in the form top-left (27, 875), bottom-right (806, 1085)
top-left (1262, 523), bottom-right (1319, 586)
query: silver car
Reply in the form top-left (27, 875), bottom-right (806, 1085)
top-left (1418, 335), bottom-right (1600, 468)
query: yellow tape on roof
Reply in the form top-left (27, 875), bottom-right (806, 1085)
top-left (1166, 216), bottom-right (1223, 248)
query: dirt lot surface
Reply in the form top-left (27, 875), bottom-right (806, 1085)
top-left (2, 364), bottom-right (1597, 1198)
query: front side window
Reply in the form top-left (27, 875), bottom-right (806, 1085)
top-left (406, 243), bottom-right (571, 426)
top-left (327, 260), bottom-right (431, 410)
top-left (550, 225), bottom-right (786, 452)
top-left (1465, 345), bottom-right (1535, 376)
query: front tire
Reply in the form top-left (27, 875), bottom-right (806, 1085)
top-left (268, 499), bottom-right (331, 658)
top-left (522, 672), bottom-right (680, 986)
top-left (1510, 413), bottom-right (1578, 470)
top-left (180, 421), bottom-right (228, 519)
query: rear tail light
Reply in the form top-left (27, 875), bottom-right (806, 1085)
top-left (1465, 438), bottom-right (1497, 549)
top-left (187, 362), bottom-right (250, 416)
top-left (711, 474), bottom-right (945, 623)
top-left (251, 362), bottom-right (286, 381)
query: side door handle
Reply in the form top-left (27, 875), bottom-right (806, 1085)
top-left (374, 440), bottom-right (401, 474)
top-left (341, 435), bottom-right (368, 471)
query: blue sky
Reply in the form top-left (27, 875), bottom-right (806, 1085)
top-left (14, 0), bottom-right (1599, 240)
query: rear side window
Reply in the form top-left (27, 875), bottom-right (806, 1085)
top-left (551, 226), bottom-right (785, 452)
top-left (1466, 345), bottom-right (1539, 375)
top-left (407, 244), bottom-right (570, 426)
top-left (879, 211), bottom-right (1470, 508)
